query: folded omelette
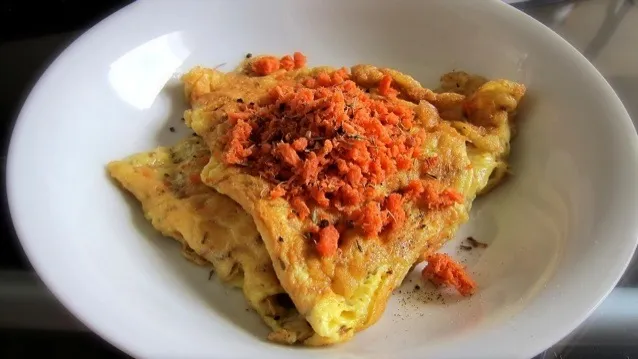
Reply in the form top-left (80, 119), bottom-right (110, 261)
top-left (107, 136), bottom-right (315, 344)
top-left (179, 54), bottom-right (525, 344)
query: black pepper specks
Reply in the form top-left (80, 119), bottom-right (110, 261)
top-left (169, 127), bottom-right (175, 132)
top-left (236, 98), bottom-right (244, 103)
top-left (466, 236), bottom-right (488, 248)
top-left (278, 236), bottom-right (284, 243)
top-left (246, 53), bottom-right (253, 59)
top-left (319, 219), bottom-right (329, 228)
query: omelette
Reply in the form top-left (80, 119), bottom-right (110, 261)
top-left (181, 54), bottom-right (525, 344)
top-left (107, 136), bottom-right (315, 344)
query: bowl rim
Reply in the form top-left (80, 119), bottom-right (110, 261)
top-left (6, 0), bottom-right (638, 358)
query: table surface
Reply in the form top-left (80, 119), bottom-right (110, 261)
top-left (0, 1), bottom-right (637, 358)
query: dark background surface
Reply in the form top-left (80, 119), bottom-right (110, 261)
top-left (1, 1), bottom-right (133, 357)
top-left (0, 0), bottom-right (133, 270)
top-left (1, 1), bottom-right (636, 358)
top-left (0, 0), bottom-right (134, 42)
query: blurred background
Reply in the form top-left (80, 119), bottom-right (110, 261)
top-left (1, 0), bottom-right (636, 358)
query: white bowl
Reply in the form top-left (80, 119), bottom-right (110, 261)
top-left (7, 0), bottom-right (638, 358)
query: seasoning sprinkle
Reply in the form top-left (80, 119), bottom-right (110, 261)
top-left (466, 236), bottom-right (488, 248)
top-left (222, 56), bottom-right (462, 257)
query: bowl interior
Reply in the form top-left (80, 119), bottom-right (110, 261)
top-left (7, 0), bottom-right (638, 358)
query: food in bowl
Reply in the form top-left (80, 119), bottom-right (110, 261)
top-left (108, 52), bottom-right (525, 345)
top-left (107, 137), bottom-right (314, 343)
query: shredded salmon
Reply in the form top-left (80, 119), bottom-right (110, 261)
top-left (251, 56), bottom-right (280, 76)
top-left (316, 225), bottom-right (339, 257)
top-left (404, 180), bottom-right (464, 210)
top-left (270, 184), bottom-right (286, 199)
top-left (293, 52), bottom-right (307, 69)
top-left (222, 56), bottom-right (460, 255)
top-left (291, 196), bottom-right (310, 219)
top-left (421, 156), bottom-right (438, 173)
top-left (385, 193), bottom-right (406, 230)
top-left (422, 253), bottom-right (476, 296)
top-left (280, 55), bottom-right (295, 71)
top-left (252, 52), bottom-right (307, 76)
top-left (223, 119), bottom-right (253, 165)
top-left (377, 73), bottom-right (400, 97)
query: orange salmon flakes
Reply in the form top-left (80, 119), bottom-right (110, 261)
top-left (222, 56), bottom-right (457, 255)
top-left (422, 253), bottom-right (476, 296)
